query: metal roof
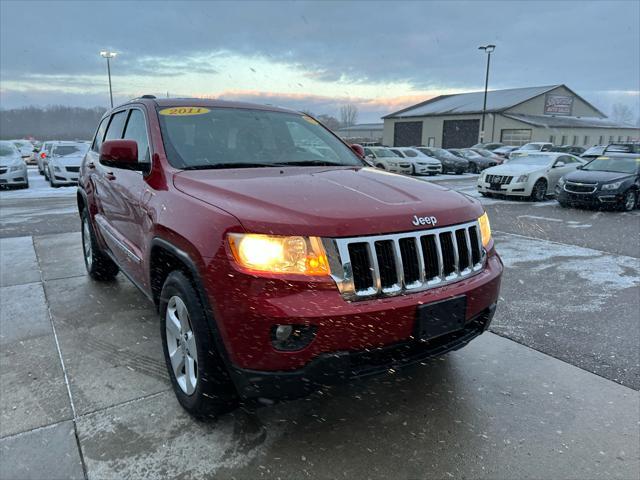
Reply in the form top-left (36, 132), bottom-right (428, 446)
top-left (384, 85), bottom-right (561, 118)
top-left (504, 113), bottom-right (639, 130)
top-left (337, 123), bottom-right (384, 132)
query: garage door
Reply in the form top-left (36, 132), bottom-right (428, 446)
top-left (500, 129), bottom-right (532, 146)
top-left (442, 120), bottom-right (480, 148)
top-left (394, 122), bottom-right (422, 146)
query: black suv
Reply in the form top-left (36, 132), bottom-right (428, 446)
top-left (556, 153), bottom-right (639, 211)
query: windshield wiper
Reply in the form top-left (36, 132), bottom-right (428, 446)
top-left (181, 162), bottom-right (281, 170)
top-left (274, 160), bottom-right (351, 167)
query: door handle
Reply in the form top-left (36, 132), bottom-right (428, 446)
top-left (105, 171), bottom-right (116, 181)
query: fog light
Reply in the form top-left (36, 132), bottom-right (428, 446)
top-left (271, 324), bottom-right (317, 351)
top-left (275, 325), bottom-right (293, 342)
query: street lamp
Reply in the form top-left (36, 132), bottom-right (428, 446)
top-left (100, 50), bottom-right (117, 108)
top-left (478, 44), bottom-right (496, 144)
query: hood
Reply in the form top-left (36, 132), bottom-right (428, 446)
top-left (415, 155), bottom-right (441, 165)
top-left (50, 155), bottom-right (84, 167)
top-left (173, 166), bottom-right (483, 237)
top-left (563, 169), bottom-right (635, 184)
top-left (0, 156), bottom-right (23, 168)
top-left (484, 163), bottom-right (545, 176)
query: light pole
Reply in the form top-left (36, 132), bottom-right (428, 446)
top-left (100, 50), bottom-right (117, 108)
top-left (478, 44), bottom-right (495, 144)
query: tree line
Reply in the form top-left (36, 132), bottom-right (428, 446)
top-left (0, 106), bottom-right (107, 141)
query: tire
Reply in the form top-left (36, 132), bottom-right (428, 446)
top-left (620, 189), bottom-right (637, 212)
top-left (44, 168), bottom-right (49, 180)
top-left (469, 163), bottom-right (479, 174)
top-left (376, 163), bottom-right (386, 170)
top-left (530, 179), bottom-right (547, 202)
top-left (160, 271), bottom-right (239, 419)
top-left (81, 209), bottom-right (120, 281)
top-left (558, 199), bottom-right (569, 208)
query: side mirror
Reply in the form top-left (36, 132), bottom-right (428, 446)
top-left (100, 140), bottom-right (142, 170)
top-left (553, 161), bottom-right (566, 168)
top-left (350, 144), bottom-right (365, 159)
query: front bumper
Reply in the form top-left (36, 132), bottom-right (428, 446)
top-left (415, 164), bottom-right (442, 175)
top-left (0, 167), bottom-right (28, 186)
top-left (556, 186), bottom-right (623, 206)
top-left (477, 179), bottom-right (532, 197)
top-left (51, 168), bottom-right (79, 184)
top-left (388, 164), bottom-right (413, 175)
top-left (231, 304), bottom-right (496, 400)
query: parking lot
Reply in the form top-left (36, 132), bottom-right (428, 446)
top-left (1, 168), bottom-right (639, 479)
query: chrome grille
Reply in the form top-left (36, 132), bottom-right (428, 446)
top-left (485, 174), bottom-right (513, 185)
top-left (564, 181), bottom-right (597, 194)
top-left (324, 221), bottom-right (485, 300)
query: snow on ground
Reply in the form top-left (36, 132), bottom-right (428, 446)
top-left (0, 167), bottom-right (76, 200)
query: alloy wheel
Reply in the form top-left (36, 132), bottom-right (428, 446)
top-left (624, 191), bottom-right (636, 211)
top-left (166, 295), bottom-right (198, 395)
top-left (82, 218), bottom-right (92, 269)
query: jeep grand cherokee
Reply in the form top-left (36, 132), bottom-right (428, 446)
top-left (77, 97), bottom-right (503, 417)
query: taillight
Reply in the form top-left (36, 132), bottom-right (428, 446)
top-left (40, 152), bottom-right (46, 159)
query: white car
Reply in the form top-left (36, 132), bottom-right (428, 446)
top-left (11, 139), bottom-right (36, 162)
top-left (0, 141), bottom-right (29, 189)
top-left (47, 141), bottom-right (89, 187)
top-left (363, 146), bottom-right (412, 175)
top-left (37, 141), bottom-right (58, 175)
top-left (389, 147), bottom-right (442, 175)
top-left (510, 142), bottom-right (554, 159)
top-left (477, 152), bottom-right (585, 201)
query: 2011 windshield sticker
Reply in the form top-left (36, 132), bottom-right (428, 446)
top-left (159, 107), bottom-right (210, 116)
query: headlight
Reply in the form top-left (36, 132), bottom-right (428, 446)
top-left (9, 165), bottom-right (23, 172)
top-left (478, 212), bottom-right (492, 248)
top-left (228, 233), bottom-right (329, 275)
top-left (558, 177), bottom-right (566, 186)
top-left (601, 181), bottom-right (622, 190)
top-left (53, 165), bottom-right (61, 172)
top-left (516, 174), bottom-right (529, 183)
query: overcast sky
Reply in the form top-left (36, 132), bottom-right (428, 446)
top-left (1, 0), bottom-right (639, 122)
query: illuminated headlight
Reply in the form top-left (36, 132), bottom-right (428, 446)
top-left (478, 212), bottom-right (492, 248)
top-left (601, 181), bottom-right (622, 191)
top-left (516, 174), bottom-right (529, 183)
top-left (228, 233), bottom-right (329, 275)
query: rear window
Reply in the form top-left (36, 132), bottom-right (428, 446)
top-left (53, 145), bottom-right (87, 156)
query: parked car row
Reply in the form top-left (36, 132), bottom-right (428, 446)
top-left (475, 146), bottom-right (639, 211)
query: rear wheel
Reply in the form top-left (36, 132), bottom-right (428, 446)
top-left (160, 271), bottom-right (238, 419)
top-left (81, 209), bottom-right (119, 281)
top-left (468, 162), bottom-right (479, 174)
top-left (621, 190), bottom-right (637, 211)
top-left (530, 179), bottom-right (547, 202)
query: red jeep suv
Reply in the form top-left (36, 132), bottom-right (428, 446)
top-left (78, 97), bottom-right (503, 417)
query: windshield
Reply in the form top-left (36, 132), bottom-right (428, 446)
top-left (506, 154), bottom-right (554, 166)
top-left (430, 148), bottom-right (460, 160)
top-left (519, 143), bottom-right (544, 151)
top-left (158, 107), bottom-right (362, 169)
top-left (583, 146), bottom-right (606, 156)
top-left (0, 144), bottom-right (18, 157)
top-left (370, 147), bottom-right (398, 158)
top-left (53, 145), bottom-right (86, 156)
top-left (583, 156), bottom-right (639, 174)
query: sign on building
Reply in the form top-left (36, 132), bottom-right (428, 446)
top-left (544, 94), bottom-right (574, 116)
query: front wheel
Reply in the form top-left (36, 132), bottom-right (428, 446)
top-left (376, 163), bottom-right (386, 170)
top-left (468, 163), bottom-right (479, 174)
top-left (160, 271), bottom-right (238, 419)
top-left (620, 190), bottom-right (637, 211)
top-left (530, 179), bottom-right (547, 202)
top-left (81, 210), bottom-right (119, 281)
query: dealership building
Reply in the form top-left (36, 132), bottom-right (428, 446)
top-left (382, 84), bottom-right (639, 148)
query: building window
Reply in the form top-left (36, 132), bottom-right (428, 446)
top-left (561, 135), bottom-right (567, 145)
top-left (599, 135), bottom-right (604, 144)
top-left (572, 135), bottom-right (578, 145)
top-left (628, 136), bottom-right (633, 142)
top-left (500, 129), bottom-right (532, 146)
top-left (583, 136), bottom-right (589, 145)
top-left (618, 136), bottom-right (624, 141)
top-left (549, 135), bottom-right (555, 144)
top-left (609, 136), bottom-right (614, 143)
top-left (427, 137), bottom-right (435, 147)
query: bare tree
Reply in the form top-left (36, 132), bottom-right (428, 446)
top-left (339, 103), bottom-right (359, 127)
top-left (610, 103), bottom-right (634, 125)
top-left (316, 114), bottom-right (341, 131)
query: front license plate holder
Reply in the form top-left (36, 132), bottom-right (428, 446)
top-left (416, 296), bottom-right (467, 341)
top-left (490, 182), bottom-right (502, 191)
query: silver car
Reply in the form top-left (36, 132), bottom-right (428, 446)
top-left (0, 141), bottom-right (29, 189)
top-left (47, 141), bottom-right (89, 187)
top-left (37, 141), bottom-right (58, 175)
top-left (389, 147), bottom-right (442, 175)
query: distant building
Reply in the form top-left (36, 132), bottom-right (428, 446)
top-left (335, 123), bottom-right (384, 143)
top-left (382, 84), bottom-right (639, 148)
